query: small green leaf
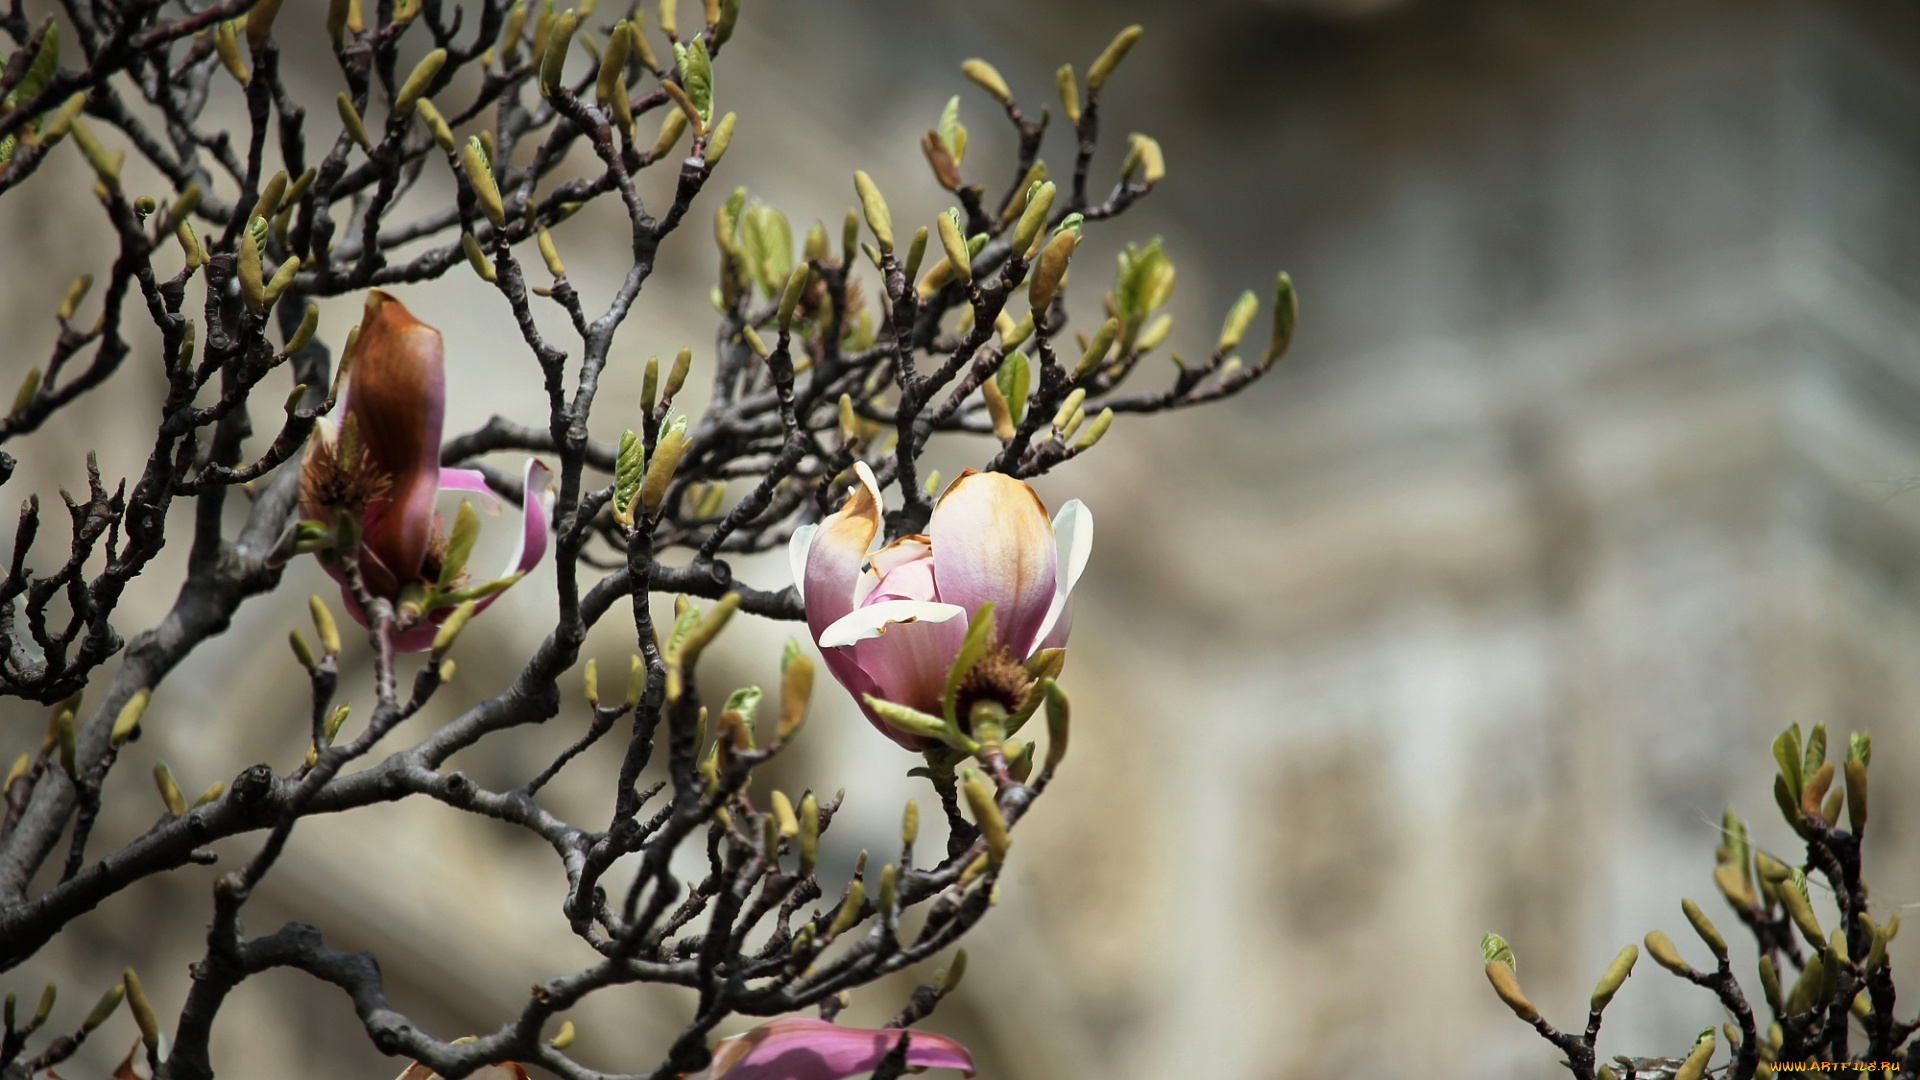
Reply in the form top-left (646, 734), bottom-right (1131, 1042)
top-left (673, 37), bottom-right (713, 125)
top-left (1803, 722), bottom-right (1827, 780)
top-left (434, 571), bottom-right (525, 608)
top-left (936, 95), bottom-right (967, 165)
top-left (995, 350), bottom-right (1030, 427)
top-left (941, 602), bottom-right (997, 728)
top-left (723, 686), bottom-right (763, 724)
top-left (438, 500), bottom-right (480, 588)
top-left (1480, 932), bottom-right (1516, 972)
top-left (1773, 724), bottom-right (1804, 800)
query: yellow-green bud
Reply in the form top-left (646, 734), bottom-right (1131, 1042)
top-left (395, 48), bottom-right (447, 118)
top-left (153, 762), bottom-right (187, 817)
top-left (1056, 64), bottom-right (1079, 124)
top-left (81, 984), bottom-right (124, 1033)
top-left (538, 227), bottom-right (566, 278)
top-left (123, 969), bottom-right (159, 1053)
top-left (1086, 25), bottom-right (1143, 92)
top-left (936, 209), bottom-right (970, 284)
top-left (706, 111), bottom-right (737, 166)
top-left (650, 107), bottom-right (688, 160)
top-left (215, 19), bottom-right (250, 84)
top-left (853, 170), bottom-right (893, 251)
top-left (110, 689), bottom-right (150, 747)
top-left (961, 59), bottom-right (1012, 104)
top-left (431, 600), bottom-right (476, 659)
top-left (337, 93), bottom-right (370, 150)
top-left (1682, 898), bottom-right (1728, 961)
top-left (463, 137), bottom-right (506, 226)
top-left (539, 9), bottom-right (578, 99)
top-left (961, 770), bottom-right (1009, 866)
top-left (310, 595), bottom-right (342, 655)
top-left (286, 303), bottom-right (319, 356)
top-left (798, 792), bottom-right (819, 874)
top-left (1484, 960), bottom-right (1537, 1022)
top-left (1644, 930), bottom-right (1694, 976)
top-left (1591, 944), bottom-right (1637, 1011)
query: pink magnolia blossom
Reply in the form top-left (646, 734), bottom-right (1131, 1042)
top-left (300, 291), bottom-right (553, 651)
top-left (394, 1062), bottom-right (530, 1080)
top-left (687, 1017), bottom-right (974, 1080)
top-left (790, 464), bottom-right (1092, 749)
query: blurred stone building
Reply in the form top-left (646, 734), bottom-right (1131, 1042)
top-left (6, 0), bottom-right (1920, 1077)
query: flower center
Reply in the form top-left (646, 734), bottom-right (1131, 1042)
top-left (955, 643), bottom-right (1031, 730)
top-left (301, 414), bottom-right (392, 515)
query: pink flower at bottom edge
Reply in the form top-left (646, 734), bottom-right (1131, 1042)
top-left (689, 1017), bottom-right (975, 1080)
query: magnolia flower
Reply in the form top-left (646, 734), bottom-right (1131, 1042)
top-left (395, 1063), bottom-right (529, 1080)
top-left (790, 464), bottom-right (1091, 749)
top-left (299, 291), bottom-right (553, 651)
top-left (688, 1017), bottom-right (974, 1080)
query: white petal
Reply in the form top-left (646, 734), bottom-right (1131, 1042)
top-left (819, 599), bottom-right (968, 649)
top-left (1031, 499), bottom-right (1093, 650)
top-left (788, 523), bottom-right (819, 603)
top-left (1052, 499), bottom-right (1093, 597)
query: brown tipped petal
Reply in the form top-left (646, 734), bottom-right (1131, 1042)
top-left (346, 291), bottom-right (446, 591)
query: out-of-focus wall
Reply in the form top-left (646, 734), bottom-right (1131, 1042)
top-left (7, 0), bottom-right (1920, 1077)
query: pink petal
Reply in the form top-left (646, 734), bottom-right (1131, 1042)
top-left (438, 467), bottom-right (504, 512)
top-left (822, 600), bottom-right (969, 718)
top-left (340, 459), bottom-right (554, 654)
top-left (694, 1018), bottom-right (974, 1080)
top-left (928, 470), bottom-right (1057, 655)
top-left (864, 536), bottom-right (936, 604)
top-left (804, 463), bottom-right (882, 646)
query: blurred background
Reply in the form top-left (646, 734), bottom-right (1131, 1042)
top-left (7, 0), bottom-right (1920, 1075)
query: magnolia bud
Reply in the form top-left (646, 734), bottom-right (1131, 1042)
top-left (153, 762), bottom-right (188, 817)
top-left (853, 170), bottom-right (893, 251)
top-left (1682, 898), bottom-right (1728, 961)
top-left (286, 303), bottom-right (319, 355)
top-left (1484, 961), bottom-right (1537, 1023)
top-left (650, 107), bottom-right (689, 161)
top-left (798, 792), bottom-right (820, 874)
top-left (1086, 25), bottom-right (1143, 92)
top-left (396, 49), bottom-right (447, 118)
top-left (1644, 930), bottom-right (1694, 976)
top-left (538, 227), bottom-right (566, 278)
top-left (337, 93), bottom-right (370, 150)
top-left (1028, 227), bottom-right (1079, 311)
top-left (779, 651), bottom-right (812, 741)
top-left (238, 227), bottom-right (266, 313)
top-left (81, 984), bottom-right (124, 1033)
top-left (310, 595), bottom-right (342, 656)
top-left (1012, 180), bottom-right (1056, 258)
top-left (596, 22), bottom-right (631, 106)
top-left (706, 111), bottom-right (737, 166)
top-left (961, 771), bottom-right (1009, 866)
top-left (1075, 318), bottom-right (1119, 378)
top-left (1056, 64), bottom-right (1080, 124)
top-left (827, 880), bottom-right (864, 938)
top-left (1590, 944), bottom-right (1637, 1011)
top-left (215, 19), bottom-right (250, 84)
top-left (936, 209), bottom-right (970, 284)
top-left (463, 233), bottom-right (496, 282)
top-left (664, 347), bottom-right (693, 401)
top-left (464, 138), bottom-right (506, 226)
top-left (961, 59), bottom-right (1011, 104)
top-left (539, 9), bottom-right (578, 99)
top-left (123, 969), bottom-right (159, 1054)
top-left (110, 689), bottom-right (150, 747)
top-left (903, 226), bottom-right (929, 285)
